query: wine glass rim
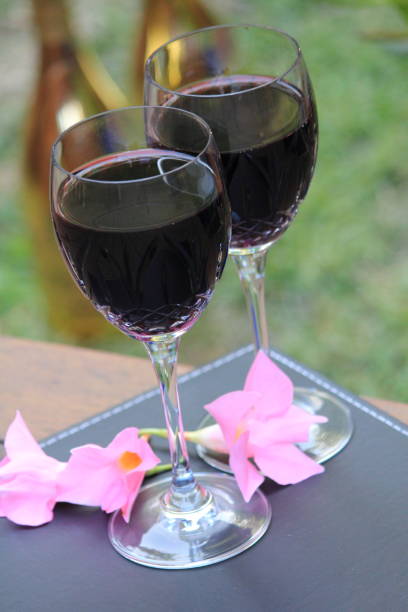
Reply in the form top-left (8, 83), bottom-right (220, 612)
top-left (51, 105), bottom-right (215, 185)
top-left (145, 23), bottom-right (302, 99)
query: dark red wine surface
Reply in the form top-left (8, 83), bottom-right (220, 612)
top-left (53, 150), bottom-right (228, 339)
top-left (172, 75), bottom-right (318, 250)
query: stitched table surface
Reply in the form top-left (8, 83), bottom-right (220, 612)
top-left (1, 347), bottom-right (407, 612)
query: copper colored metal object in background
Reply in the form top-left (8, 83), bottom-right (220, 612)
top-left (23, 0), bottom-right (126, 341)
top-left (133, 0), bottom-right (216, 102)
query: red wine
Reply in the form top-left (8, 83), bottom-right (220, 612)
top-left (52, 149), bottom-right (229, 340)
top-left (166, 75), bottom-right (318, 250)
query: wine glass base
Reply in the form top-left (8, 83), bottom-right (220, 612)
top-left (108, 473), bottom-right (271, 569)
top-left (196, 387), bottom-right (354, 472)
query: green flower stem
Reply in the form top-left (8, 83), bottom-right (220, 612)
top-left (139, 427), bottom-right (169, 438)
top-left (145, 463), bottom-right (172, 477)
top-left (139, 427), bottom-right (200, 440)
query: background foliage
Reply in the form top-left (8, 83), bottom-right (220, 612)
top-left (0, 0), bottom-right (407, 401)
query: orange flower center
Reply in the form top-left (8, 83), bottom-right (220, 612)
top-left (234, 422), bottom-right (246, 442)
top-left (118, 451), bottom-right (142, 472)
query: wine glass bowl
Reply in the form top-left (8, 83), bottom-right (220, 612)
top-left (50, 106), bottom-right (272, 569)
top-left (145, 25), bottom-right (318, 255)
top-left (51, 106), bottom-right (229, 341)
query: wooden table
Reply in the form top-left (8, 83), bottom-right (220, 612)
top-left (0, 336), bottom-right (191, 443)
top-left (0, 335), bottom-right (407, 444)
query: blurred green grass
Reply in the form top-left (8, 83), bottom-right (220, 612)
top-left (0, 0), bottom-right (407, 401)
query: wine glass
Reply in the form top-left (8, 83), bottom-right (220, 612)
top-left (144, 24), bottom-right (353, 468)
top-left (50, 106), bottom-right (271, 569)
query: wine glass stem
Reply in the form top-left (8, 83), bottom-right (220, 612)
top-left (145, 338), bottom-right (210, 513)
top-left (232, 250), bottom-right (269, 353)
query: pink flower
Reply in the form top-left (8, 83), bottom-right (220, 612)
top-left (0, 412), bottom-right (66, 526)
top-left (57, 428), bottom-right (160, 522)
top-left (185, 424), bottom-right (228, 454)
top-left (205, 351), bottom-right (327, 502)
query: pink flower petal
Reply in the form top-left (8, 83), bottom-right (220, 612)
top-left (248, 405), bottom-right (327, 447)
top-left (4, 411), bottom-right (46, 460)
top-left (253, 442), bottom-right (324, 486)
top-left (121, 471), bottom-right (145, 522)
top-left (0, 473), bottom-right (57, 526)
top-left (185, 424), bottom-right (228, 454)
top-left (0, 454), bottom-right (62, 481)
top-left (99, 476), bottom-right (129, 514)
top-left (68, 443), bottom-right (112, 467)
top-left (205, 391), bottom-right (261, 447)
top-left (229, 432), bottom-right (264, 502)
top-left (57, 450), bottom-right (125, 508)
top-left (244, 351), bottom-right (293, 416)
top-left (0, 413), bottom-right (66, 526)
top-left (107, 428), bottom-right (141, 454)
top-left (135, 437), bottom-right (161, 472)
top-left (288, 402), bottom-right (328, 426)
